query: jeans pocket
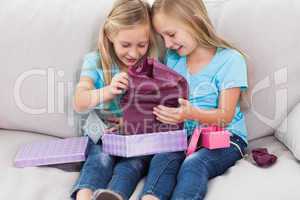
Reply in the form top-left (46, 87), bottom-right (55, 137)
top-left (230, 135), bottom-right (247, 158)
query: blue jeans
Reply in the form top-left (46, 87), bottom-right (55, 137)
top-left (141, 152), bottom-right (185, 200)
top-left (70, 139), bottom-right (184, 200)
top-left (171, 135), bottom-right (247, 200)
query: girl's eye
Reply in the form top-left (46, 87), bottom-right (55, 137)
top-left (169, 33), bottom-right (175, 37)
top-left (122, 44), bottom-right (130, 48)
top-left (138, 42), bottom-right (149, 48)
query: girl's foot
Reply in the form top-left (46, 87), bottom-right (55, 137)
top-left (76, 188), bottom-right (93, 200)
top-left (141, 194), bottom-right (160, 200)
top-left (92, 189), bottom-right (123, 200)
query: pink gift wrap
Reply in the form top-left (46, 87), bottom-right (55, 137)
top-left (201, 126), bottom-right (231, 149)
top-left (102, 130), bottom-right (187, 157)
top-left (14, 137), bottom-right (89, 168)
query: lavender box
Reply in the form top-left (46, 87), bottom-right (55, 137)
top-left (102, 130), bottom-right (187, 157)
top-left (14, 136), bottom-right (89, 168)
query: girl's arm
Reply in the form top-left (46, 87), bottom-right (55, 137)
top-left (74, 71), bottom-right (129, 113)
top-left (189, 88), bottom-right (241, 126)
top-left (73, 77), bottom-right (114, 113)
top-left (153, 88), bottom-right (241, 127)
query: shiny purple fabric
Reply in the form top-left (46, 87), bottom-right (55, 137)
top-left (251, 148), bottom-right (277, 167)
top-left (120, 58), bottom-right (189, 135)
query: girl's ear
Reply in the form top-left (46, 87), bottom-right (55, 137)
top-left (107, 34), bottom-right (114, 43)
top-left (104, 28), bottom-right (114, 43)
top-left (191, 14), bottom-right (203, 25)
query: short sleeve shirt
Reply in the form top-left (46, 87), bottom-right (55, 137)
top-left (165, 48), bottom-right (248, 143)
top-left (80, 51), bottom-right (122, 117)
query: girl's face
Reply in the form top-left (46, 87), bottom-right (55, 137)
top-left (153, 13), bottom-right (198, 56)
top-left (111, 25), bottom-right (150, 68)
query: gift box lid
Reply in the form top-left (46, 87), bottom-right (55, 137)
top-left (14, 136), bottom-right (89, 168)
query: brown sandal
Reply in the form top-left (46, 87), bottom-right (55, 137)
top-left (92, 189), bottom-right (123, 200)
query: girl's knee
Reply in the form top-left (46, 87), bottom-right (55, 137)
top-left (86, 145), bottom-right (114, 166)
top-left (88, 144), bottom-right (102, 156)
top-left (179, 155), bottom-right (209, 176)
top-left (114, 158), bottom-right (145, 177)
top-left (152, 152), bottom-right (185, 164)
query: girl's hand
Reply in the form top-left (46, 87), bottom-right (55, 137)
top-left (109, 72), bottom-right (129, 96)
top-left (153, 98), bottom-right (193, 125)
top-left (105, 117), bottom-right (124, 133)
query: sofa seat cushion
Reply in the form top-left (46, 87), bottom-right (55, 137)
top-left (206, 136), bottom-right (300, 200)
top-left (1, 129), bottom-right (300, 200)
top-left (275, 101), bottom-right (300, 160)
top-left (0, 129), bottom-right (142, 200)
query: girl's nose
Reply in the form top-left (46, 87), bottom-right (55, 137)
top-left (165, 38), bottom-right (173, 49)
top-left (128, 48), bottom-right (138, 58)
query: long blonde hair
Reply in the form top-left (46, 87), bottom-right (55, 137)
top-left (152, 0), bottom-right (249, 104)
top-left (151, 0), bottom-right (244, 56)
top-left (98, 0), bottom-right (158, 85)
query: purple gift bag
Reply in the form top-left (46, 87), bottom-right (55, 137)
top-left (120, 58), bottom-right (189, 135)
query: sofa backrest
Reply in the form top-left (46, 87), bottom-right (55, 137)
top-left (205, 0), bottom-right (300, 140)
top-left (0, 0), bottom-right (114, 137)
top-left (0, 0), bottom-right (299, 140)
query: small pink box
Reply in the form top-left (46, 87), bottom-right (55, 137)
top-left (201, 126), bottom-right (231, 149)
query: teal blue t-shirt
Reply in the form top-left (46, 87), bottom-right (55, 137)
top-left (165, 48), bottom-right (248, 144)
top-left (80, 51), bottom-right (122, 117)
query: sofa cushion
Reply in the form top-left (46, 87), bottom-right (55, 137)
top-left (2, 129), bottom-right (300, 200)
top-left (0, 0), bottom-right (114, 137)
top-left (1, 0), bottom-right (299, 140)
top-left (0, 130), bottom-right (77, 199)
top-left (205, 136), bottom-right (300, 200)
top-left (0, 129), bottom-right (142, 200)
top-left (205, 0), bottom-right (300, 140)
top-left (275, 102), bottom-right (300, 160)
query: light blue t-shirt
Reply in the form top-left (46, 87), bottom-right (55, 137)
top-left (165, 48), bottom-right (248, 144)
top-left (80, 51), bottom-right (122, 117)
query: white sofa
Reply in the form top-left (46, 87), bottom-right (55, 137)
top-left (1, 0), bottom-right (300, 199)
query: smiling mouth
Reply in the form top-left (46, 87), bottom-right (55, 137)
top-left (172, 45), bottom-right (183, 51)
top-left (125, 58), bottom-right (137, 63)
top-left (177, 46), bottom-right (183, 51)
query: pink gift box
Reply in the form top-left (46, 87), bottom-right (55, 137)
top-left (186, 126), bottom-right (231, 156)
top-left (201, 126), bottom-right (231, 149)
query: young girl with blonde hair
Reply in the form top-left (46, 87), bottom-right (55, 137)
top-left (71, 1), bottom-right (184, 200)
top-left (149, 0), bottom-right (248, 199)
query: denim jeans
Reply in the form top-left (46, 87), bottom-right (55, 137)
top-left (70, 139), bottom-right (149, 200)
top-left (70, 139), bottom-right (184, 200)
top-left (141, 152), bottom-right (185, 200)
top-left (171, 135), bottom-right (247, 200)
